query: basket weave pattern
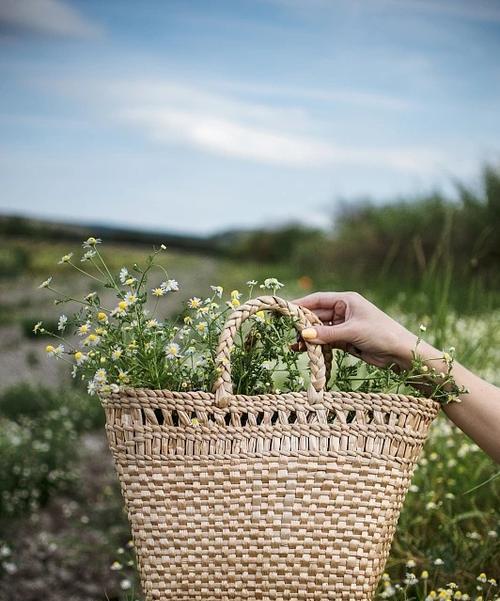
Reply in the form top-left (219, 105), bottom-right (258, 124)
top-left (100, 296), bottom-right (440, 600)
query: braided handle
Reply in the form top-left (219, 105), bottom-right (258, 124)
top-left (213, 295), bottom-right (328, 409)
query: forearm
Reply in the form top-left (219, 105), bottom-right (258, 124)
top-left (397, 336), bottom-right (500, 464)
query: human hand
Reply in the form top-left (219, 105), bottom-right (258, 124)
top-left (292, 291), bottom-right (419, 369)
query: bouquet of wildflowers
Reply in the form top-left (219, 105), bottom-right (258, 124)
top-left (35, 237), bottom-right (465, 404)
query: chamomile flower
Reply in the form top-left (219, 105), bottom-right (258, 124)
top-left (83, 333), bottom-right (100, 347)
top-left (38, 277), bottom-right (53, 289)
top-left (97, 312), bottom-right (108, 323)
top-left (77, 323), bottom-right (91, 336)
top-left (58, 253), bottom-right (73, 264)
top-left (83, 237), bottom-right (102, 248)
top-left (184, 316), bottom-right (193, 325)
top-left (84, 291), bottom-right (97, 301)
top-left (161, 279), bottom-right (179, 292)
top-left (118, 370), bottom-right (130, 383)
top-left (111, 301), bottom-right (128, 317)
top-left (260, 278), bottom-right (284, 291)
top-left (196, 321), bottom-right (208, 334)
top-left (165, 342), bottom-right (181, 360)
top-left (94, 368), bottom-right (107, 384)
top-left (111, 347), bottom-right (123, 361)
top-left (33, 321), bottom-right (44, 334)
top-left (46, 344), bottom-right (64, 358)
top-left (124, 292), bottom-right (138, 305)
top-left (74, 351), bottom-right (87, 366)
top-left (246, 280), bottom-right (258, 286)
top-left (87, 381), bottom-right (97, 396)
top-left (146, 319), bottom-right (160, 328)
top-left (119, 267), bottom-right (129, 284)
top-left (152, 287), bottom-right (165, 297)
top-left (188, 297), bottom-right (202, 309)
top-left (125, 277), bottom-right (136, 286)
top-left (210, 285), bottom-right (223, 297)
top-left (81, 250), bottom-right (96, 262)
top-left (57, 315), bottom-right (68, 331)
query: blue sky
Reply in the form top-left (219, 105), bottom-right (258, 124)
top-left (1, 0), bottom-right (500, 234)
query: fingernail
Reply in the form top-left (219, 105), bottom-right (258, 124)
top-left (301, 327), bottom-right (317, 340)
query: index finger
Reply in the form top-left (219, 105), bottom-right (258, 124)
top-left (291, 291), bottom-right (347, 310)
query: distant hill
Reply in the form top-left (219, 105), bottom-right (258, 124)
top-left (0, 213), bottom-right (225, 256)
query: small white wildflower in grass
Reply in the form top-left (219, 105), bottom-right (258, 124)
top-left (409, 484), bottom-right (419, 493)
top-left (152, 287), bottom-right (165, 297)
top-left (0, 545), bottom-right (11, 558)
top-left (58, 253), bottom-right (73, 264)
top-left (119, 267), bottom-right (129, 283)
top-left (45, 344), bottom-right (64, 358)
top-left (404, 573), bottom-right (418, 586)
top-left (246, 279), bottom-right (258, 286)
top-left (83, 333), bottom-right (100, 347)
top-left (57, 315), bottom-right (68, 331)
top-left (111, 300), bottom-right (128, 317)
top-left (81, 250), bottom-right (96, 262)
top-left (87, 381), bottom-right (96, 395)
top-left (38, 276), bottom-right (53, 289)
top-left (477, 574), bottom-right (487, 584)
top-left (94, 368), bottom-right (107, 384)
top-left (118, 371), bottom-right (130, 383)
top-left (110, 561), bottom-right (123, 570)
top-left (196, 321), bottom-right (208, 334)
top-left (210, 285), bottom-right (223, 297)
top-left (33, 321), bottom-right (44, 334)
top-left (188, 297), bottom-right (202, 309)
top-left (260, 277), bottom-right (284, 291)
top-left (160, 243), bottom-right (167, 250)
top-left (426, 501), bottom-right (437, 510)
top-left (406, 559), bottom-right (417, 569)
top-left (97, 311), bottom-right (108, 323)
top-left (487, 530), bottom-right (498, 538)
top-left (110, 348), bottom-right (123, 361)
top-left (120, 578), bottom-right (132, 590)
top-left (162, 279), bottom-right (179, 292)
top-left (74, 351), bottom-right (87, 366)
top-left (83, 237), bottom-right (102, 248)
top-left (434, 558), bottom-right (444, 566)
top-left (165, 343), bottom-right (181, 360)
top-left (77, 323), bottom-right (91, 336)
top-left (2, 562), bottom-right (17, 575)
top-left (466, 531), bottom-right (481, 540)
top-left (124, 292), bottom-right (138, 305)
top-left (421, 571), bottom-right (429, 579)
top-left (146, 319), bottom-right (160, 328)
top-left (419, 324), bottom-right (427, 332)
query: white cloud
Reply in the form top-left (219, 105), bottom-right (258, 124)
top-left (0, 0), bottom-right (102, 38)
top-left (46, 76), bottom-right (444, 172)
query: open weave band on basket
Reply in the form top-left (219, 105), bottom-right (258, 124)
top-left (213, 295), bottom-right (332, 408)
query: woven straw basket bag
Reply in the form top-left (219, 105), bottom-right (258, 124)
top-left (99, 295), bottom-right (441, 601)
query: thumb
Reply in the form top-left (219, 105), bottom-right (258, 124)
top-left (301, 323), bottom-right (354, 346)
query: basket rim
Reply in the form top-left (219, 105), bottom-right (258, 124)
top-left (100, 385), bottom-right (442, 412)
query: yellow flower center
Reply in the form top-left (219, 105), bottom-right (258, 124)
top-left (45, 345), bottom-right (55, 353)
top-left (97, 312), bottom-right (107, 321)
top-left (74, 351), bottom-right (83, 361)
top-left (118, 301), bottom-right (127, 310)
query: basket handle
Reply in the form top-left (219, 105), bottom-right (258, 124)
top-left (213, 295), bottom-right (329, 409)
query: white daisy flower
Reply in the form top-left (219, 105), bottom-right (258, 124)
top-left (119, 267), bottom-right (129, 284)
top-left (81, 250), bottom-right (96, 262)
top-left (57, 315), bottom-right (68, 331)
top-left (38, 277), bottom-right (53, 289)
top-left (161, 279), bottom-right (179, 292)
top-left (45, 344), bottom-right (64, 358)
top-left (82, 237), bottom-right (102, 249)
top-left (165, 342), bottom-right (181, 360)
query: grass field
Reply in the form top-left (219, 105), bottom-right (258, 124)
top-left (0, 235), bottom-right (498, 601)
